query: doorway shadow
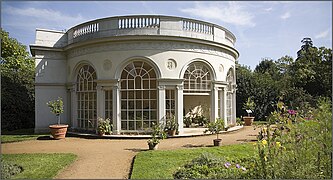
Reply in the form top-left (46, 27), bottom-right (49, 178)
top-left (36, 136), bottom-right (53, 140)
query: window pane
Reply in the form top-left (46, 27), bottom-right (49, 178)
top-left (119, 61), bottom-right (158, 131)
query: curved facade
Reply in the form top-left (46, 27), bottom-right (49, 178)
top-left (31, 15), bottom-right (239, 134)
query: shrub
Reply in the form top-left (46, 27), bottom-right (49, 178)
top-left (1, 159), bottom-right (23, 179)
top-left (174, 98), bottom-right (332, 179)
top-left (249, 98), bottom-right (332, 179)
top-left (173, 153), bottom-right (248, 179)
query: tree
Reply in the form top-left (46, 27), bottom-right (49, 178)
top-left (236, 38), bottom-right (331, 122)
top-left (296, 37), bottom-right (313, 58)
top-left (1, 29), bottom-right (35, 131)
top-left (291, 38), bottom-right (332, 98)
top-left (236, 63), bottom-right (254, 118)
top-left (254, 58), bottom-right (280, 80)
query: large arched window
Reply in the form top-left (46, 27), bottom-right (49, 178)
top-left (183, 62), bottom-right (211, 93)
top-left (226, 69), bottom-right (234, 124)
top-left (76, 65), bottom-right (97, 130)
top-left (120, 61), bottom-right (157, 131)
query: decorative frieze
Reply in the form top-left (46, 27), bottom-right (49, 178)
top-left (67, 41), bottom-right (235, 61)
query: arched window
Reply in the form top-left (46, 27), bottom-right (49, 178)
top-left (183, 62), bottom-right (211, 93)
top-left (120, 61), bottom-right (157, 131)
top-left (76, 65), bottom-right (97, 130)
top-left (226, 69), bottom-right (234, 124)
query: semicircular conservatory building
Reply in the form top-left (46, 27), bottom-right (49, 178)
top-left (31, 15), bottom-right (239, 134)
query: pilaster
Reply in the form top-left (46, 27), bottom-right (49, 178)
top-left (211, 86), bottom-right (219, 123)
top-left (112, 85), bottom-right (121, 134)
top-left (232, 84), bottom-right (237, 124)
top-left (176, 85), bottom-right (184, 134)
top-left (158, 85), bottom-right (166, 125)
top-left (222, 87), bottom-right (228, 127)
top-left (70, 84), bottom-right (78, 128)
top-left (96, 85), bottom-right (105, 119)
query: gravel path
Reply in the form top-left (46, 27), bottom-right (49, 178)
top-left (2, 126), bottom-right (259, 179)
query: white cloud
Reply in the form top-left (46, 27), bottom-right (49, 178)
top-left (2, 6), bottom-right (86, 30)
top-left (179, 2), bottom-right (255, 27)
top-left (264, 7), bottom-right (273, 12)
top-left (315, 29), bottom-right (330, 39)
top-left (280, 12), bottom-right (291, 20)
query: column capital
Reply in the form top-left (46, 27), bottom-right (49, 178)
top-left (112, 84), bottom-right (120, 90)
top-left (66, 83), bottom-right (76, 92)
top-left (176, 85), bottom-right (184, 90)
top-left (158, 85), bottom-right (166, 90)
top-left (96, 85), bottom-right (103, 91)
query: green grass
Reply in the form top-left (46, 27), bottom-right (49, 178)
top-left (131, 143), bottom-right (255, 179)
top-left (252, 121), bottom-right (269, 125)
top-left (1, 128), bottom-right (48, 143)
top-left (2, 153), bottom-right (77, 179)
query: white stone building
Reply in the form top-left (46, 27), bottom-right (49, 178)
top-left (30, 15), bottom-right (239, 134)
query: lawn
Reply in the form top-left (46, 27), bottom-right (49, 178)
top-left (1, 128), bottom-right (48, 143)
top-left (131, 143), bottom-right (255, 179)
top-left (2, 153), bottom-right (77, 179)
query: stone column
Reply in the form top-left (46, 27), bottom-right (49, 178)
top-left (176, 85), bottom-right (184, 134)
top-left (158, 85), bottom-right (166, 125)
top-left (222, 87), bottom-right (228, 127)
top-left (211, 86), bottom-right (219, 123)
top-left (96, 85), bottom-right (105, 119)
top-left (232, 84), bottom-right (237, 125)
top-left (112, 85), bottom-right (121, 134)
top-left (70, 84), bottom-right (78, 128)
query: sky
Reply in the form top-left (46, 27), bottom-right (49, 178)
top-left (1, 1), bottom-right (332, 69)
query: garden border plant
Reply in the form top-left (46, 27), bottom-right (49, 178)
top-left (147, 122), bottom-right (167, 150)
top-left (47, 97), bottom-right (68, 139)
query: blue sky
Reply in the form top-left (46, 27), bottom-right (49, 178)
top-left (2, 1), bottom-right (332, 69)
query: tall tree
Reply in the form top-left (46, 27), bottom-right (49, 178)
top-left (292, 38), bottom-right (332, 98)
top-left (236, 63), bottom-right (254, 118)
top-left (254, 58), bottom-right (280, 80)
top-left (1, 29), bottom-right (35, 131)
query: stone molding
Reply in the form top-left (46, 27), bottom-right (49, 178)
top-left (34, 50), bottom-right (66, 60)
top-left (67, 41), bottom-right (235, 61)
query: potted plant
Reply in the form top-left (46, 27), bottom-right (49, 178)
top-left (147, 122), bottom-right (167, 150)
top-left (97, 117), bottom-right (112, 136)
top-left (47, 97), bottom-right (68, 139)
top-left (243, 97), bottom-right (256, 126)
top-left (183, 116), bottom-right (192, 128)
top-left (204, 118), bottom-right (226, 146)
top-left (165, 116), bottom-right (178, 136)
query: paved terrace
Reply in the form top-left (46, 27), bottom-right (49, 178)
top-left (68, 126), bottom-right (243, 139)
top-left (3, 126), bottom-right (258, 179)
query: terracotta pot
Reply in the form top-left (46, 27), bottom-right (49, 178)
top-left (49, 124), bottom-right (68, 139)
top-left (168, 129), bottom-right (176, 136)
top-left (148, 143), bottom-right (158, 150)
top-left (213, 139), bottom-right (222, 146)
top-left (98, 132), bottom-right (105, 136)
top-left (243, 116), bottom-right (255, 126)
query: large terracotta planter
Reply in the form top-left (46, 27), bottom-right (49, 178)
top-left (243, 116), bottom-right (255, 126)
top-left (167, 130), bottom-right (176, 136)
top-left (98, 132), bottom-right (105, 136)
top-left (49, 124), bottom-right (68, 139)
top-left (213, 139), bottom-right (222, 146)
top-left (148, 143), bottom-right (158, 150)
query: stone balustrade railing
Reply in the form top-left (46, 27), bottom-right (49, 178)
top-left (118, 17), bottom-right (160, 29)
top-left (182, 20), bottom-right (213, 34)
top-left (73, 23), bottom-right (99, 39)
top-left (67, 15), bottom-right (236, 47)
